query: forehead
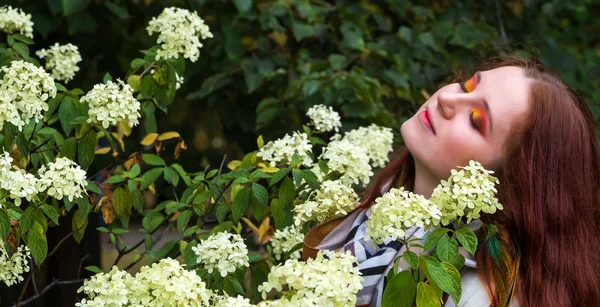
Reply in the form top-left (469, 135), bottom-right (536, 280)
top-left (479, 66), bottom-right (531, 139)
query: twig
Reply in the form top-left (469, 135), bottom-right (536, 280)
top-left (494, 0), bottom-right (508, 45)
top-left (172, 186), bottom-right (179, 203)
top-left (77, 255), bottom-right (90, 279)
top-left (139, 62), bottom-right (156, 78)
top-left (31, 269), bottom-right (38, 295)
top-left (122, 223), bottom-right (172, 271)
top-left (29, 138), bottom-right (52, 154)
top-left (112, 214), bottom-right (174, 267)
top-left (12, 279), bottom-right (86, 307)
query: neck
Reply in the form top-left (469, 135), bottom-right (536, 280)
top-left (413, 160), bottom-right (439, 198)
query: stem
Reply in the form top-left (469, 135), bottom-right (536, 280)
top-left (12, 279), bottom-right (85, 307)
top-left (112, 214), bottom-right (174, 267)
top-left (139, 62), bottom-right (156, 79)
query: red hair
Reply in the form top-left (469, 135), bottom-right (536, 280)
top-left (359, 56), bottom-right (600, 306)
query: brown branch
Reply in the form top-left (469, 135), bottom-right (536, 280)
top-left (122, 223), bottom-right (172, 271)
top-left (12, 279), bottom-right (85, 307)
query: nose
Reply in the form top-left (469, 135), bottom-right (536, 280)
top-left (436, 92), bottom-right (461, 119)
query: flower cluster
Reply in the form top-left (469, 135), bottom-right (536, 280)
top-left (213, 295), bottom-right (255, 307)
top-left (0, 60), bottom-right (56, 131)
top-left (294, 180), bottom-right (359, 226)
top-left (36, 43), bottom-right (82, 83)
top-left (37, 157), bottom-right (87, 202)
top-left (343, 124), bottom-right (394, 168)
top-left (77, 258), bottom-right (212, 307)
top-left (192, 232), bottom-right (249, 277)
top-left (430, 160), bottom-right (502, 225)
top-left (271, 226), bottom-right (304, 260)
top-left (146, 7), bottom-right (213, 62)
top-left (0, 151), bottom-right (38, 206)
top-left (257, 132), bottom-right (313, 167)
top-left (0, 240), bottom-right (31, 287)
top-left (0, 6), bottom-right (33, 38)
top-left (365, 187), bottom-right (442, 244)
top-left (258, 250), bottom-right (363, 306)
top-left (80, 79), bottom-right (141, 129)
top-left (306, 104), bottom-right (342, 133)
top-left (320, 136), bottom-right (372, 186)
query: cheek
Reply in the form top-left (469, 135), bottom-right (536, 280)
top-left (439, 127), bottom-right (496, 168)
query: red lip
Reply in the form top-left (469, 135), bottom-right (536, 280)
top-left (419, 108), bottom-right (436, 135)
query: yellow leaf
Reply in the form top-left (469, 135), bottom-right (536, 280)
top-left (124, 157), bottom-right (136, 170)
top-left (111, 132), bottom-right (125, 151)
top-left (227, 160), bottom-right (242, 170)
top-left (95, 147), bottom-right (111, 154)
top-left (149, 183), bottom-right (156, 194)
top-left (420, 89), bottom-right (431, 100)
top-left (127, 75), bottom-right (142, 92)
top-left (241, 217), bottom-right (259, 234)
top-left (140, 133), bottom-right (159, 146)
top-left (268, 32), bottom-right (288, 47)
top-left (257, 135), bottom-right (264, 148)
top-left (241, 36), bottom-right (257, 50)
top-left (257, 216), bottom-right (271, 241)
top-left (259, 167), bottom-right (280, 173)
top-left (118, 120), bottom-right (133, 137)
top-left (143, 0), bottom-right (154, 6)
top-left (157, 131), bottom-right (181, 141)
top-left (179, 240), bottom-right (188, 255)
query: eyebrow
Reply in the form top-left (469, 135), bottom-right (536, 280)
top-left (476, 72), bottom-right (494, 135)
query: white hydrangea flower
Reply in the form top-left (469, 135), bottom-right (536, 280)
top-left (76, 266), bottom-right (133, 307)
top-left (0, 151), bottom-right (39, 206)
top-left (257, 132), bottom-right (313, 167)
top-left (366, 187), bottom-right (442, 244)
top-left (36, 43), bottom-right (82, 83)
top-left (271, 226), bottom-right (304, 260)
top-left (306, 104), bottom-right (342, 133)
top-left (343, 124), bottom-right (394, 168)
top-left (0, 60), bottom-right (56, 131)
top-left (294, 180), bottom-right (359, 226)
top-left (0, 239), bottom-right (31, 287)
top-left (213, 295), bottom-right (255, 307)
top-left (80, 79), bottom-right (141, 129)
top-left (430, 160), bottom-right (502, 225)
top-left (320, 136), bottom-right (373, 186)
top-left (0, 6), bottom-right (33, 38)
top-left (37, 157), bottom-right (87, 202)
top-left (258, 250), bottom-right (363, 306)
top-left (134, 258), bottom-right (212, 307)
top-left (175, 72), bottom-right (184, 90)
top-left (146, 7), bottom-right (213, 62)
top-left (192, 232), bottom-right (249, 277)
top-left (77, 258), bottom-right (212, 307)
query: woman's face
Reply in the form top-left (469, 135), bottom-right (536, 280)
top-left (401, 66), bottom-right (531, 181)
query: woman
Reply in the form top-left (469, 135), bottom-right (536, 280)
top-left (303, 56), bottom-right (600, 307)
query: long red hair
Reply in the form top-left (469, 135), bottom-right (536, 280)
top-left (359, 56), bottom-right (600, 306)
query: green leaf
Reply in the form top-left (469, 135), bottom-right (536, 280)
top-left (141, 167), bottom-right (163, 189)
top-left (381, 270), bottom-right (416, 307)
top-left (455, 226), bottom-right (478, 255)
top-left (269, 168), bottom-right (290, 187)
top-left (437, 236), bottom-right (459, 263)
top-left (424, 228), bottom-right (451, 251)
top-left (78, 130), bottom-right (98, 169)
top-left (60, 137), bottom-right (77, 160)
top-left (442, 262), bottom-right (463, 304)
top-left (416, 282), bottom-right (440, 307)
top-left (423, 257), bottom-right (461, 304)
top-left (103, 72), bottom-right (112, 83)
top-left (233, 0), bottom-right (252, 13)
top-left (252, 183), bottom-right (269, 207)
top-left (142, 154), bottom-right (166, 166)
top-left (328, 54), bottom-right (348, 70)
top-left (271, 199), bottom-right (285, 229)
top-left (171, 164), bottom-right (191, 186)
top-left (41, 205), bottom-right (59, 225)
top-left (84, 265), bottom-right (103, 274)
top-left (55, 83), bottom-right (67, 92)
top-left (142, 212), bottom-right (163, 231)
top-left (59, 96), bottom-right (78, 136)
top-left (0, 210), bottom-right (10, 239)
top-left (302, 80), bottom-right (321, 97)
top-left (62, 0), bottom-right (91, 16)
top-left (231, 187), bottom-right (251, 222)
top-left (177, 210), bottom-right (192, 233)
top-left (187, 73), bottom-right (232, 100)
top-left (12, 42), bottom-right (29, 57)
top-left (11, 34), bottom-right (34, 45)
top-left (104, 2), bottom-right (131, 19)
top-left (292, 20), bottom-right (314, 41)
top-left (278, 177), bottom-right (295, 209)
top-left (193, 190), bottom-right (213, 205)
top-left (28, 222), bottom-right (48, 265)
top-left (76, 197), bottom-right (90, 220)
top-left (300, 169), bottom-right (320, 190)
top-left (113, 187), bottom-right (133, 216)
top-left (163, 166), bottom-right (175, 185)
top-left (402, 250), bottom-right (419, 269)
top-left (72, 209), bottom-right (88, 243)
top-left (216, 205), bottom-right (229, 224)
top-left (418, 32), bottom-right (441, 52)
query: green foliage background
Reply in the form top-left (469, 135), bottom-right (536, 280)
top-left (2, 0), bottom-right (598, 168)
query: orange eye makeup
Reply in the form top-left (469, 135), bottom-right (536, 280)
top-left (459, 74), bottom-right (478, 93)
top-left (469, 107), bottom-right (488, 134)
